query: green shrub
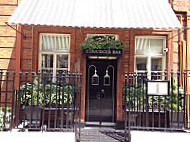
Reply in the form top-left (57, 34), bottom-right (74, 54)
top-left (123, 79), bottom-right (184, 111)
top-left (19, 75), bottom-right (74, 107)
top-left (80, 35), bottom-right (125, 51)
top-left (0, 107), bottom-right (12, 131)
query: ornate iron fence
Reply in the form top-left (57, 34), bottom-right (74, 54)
top-left (0, 70), bottom-right (82, 140)
top-left (123, 70), bottom-right (189, 139)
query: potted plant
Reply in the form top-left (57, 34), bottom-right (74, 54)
top-left (19, 75), bottom-right (43, 128)
top-left (19, 75), bottom-right (75, 127)
top-left (81, 35), bottom-right (125, 50)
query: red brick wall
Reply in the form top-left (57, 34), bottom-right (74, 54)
top-left (171, 0), bottom-right (190, 73)
top-left (0, 0), bottom-right (19, 106)
top-left (0, 0), bottom-right (18, 70)
top-left (20, 25), bottom-right (177, 120)
top-left (172, 0), bottom-right (190, 10)
top-left (0, 0), bottom-right (184, 120)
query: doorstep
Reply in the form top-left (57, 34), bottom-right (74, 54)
top-left (85, 121), bottom-right (115, 127)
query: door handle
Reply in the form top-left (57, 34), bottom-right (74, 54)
top-left (101, 89), bottom-right (104, 99)
top-left (96, 90), bottom-right (104, 100)
top-left (96, 92), bottom-right (101, 100)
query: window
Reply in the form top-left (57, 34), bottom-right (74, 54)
top-left (135, 36), bottom-right (166, 79)
top-left (39, 33), bottom-right (70, 77)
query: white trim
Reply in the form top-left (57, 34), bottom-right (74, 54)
top-left (38, 33), bottom-right (71, 77)
top-left (134, 36), bottom-right (166, 78)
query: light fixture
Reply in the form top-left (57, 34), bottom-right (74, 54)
top-left (92, 69), bottom-right (99, 85)
top-left (104, 70), bottom-right (110, 86)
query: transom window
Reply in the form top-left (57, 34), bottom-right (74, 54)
top-left (135, 36), bottom-right (166, 79)
top-left (39, 33), bottom-right (70, 77)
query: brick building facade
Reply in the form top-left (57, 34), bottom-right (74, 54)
top-left (0, 0), bottom-right (190, 125)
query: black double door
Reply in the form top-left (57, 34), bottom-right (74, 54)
top-left (86, 59), bottom-right (117, 123)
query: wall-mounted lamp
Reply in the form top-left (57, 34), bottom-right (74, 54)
top-left (92, 69), bottom-right (99, 85)
top-left (104, 70), bottom-right (110, 86)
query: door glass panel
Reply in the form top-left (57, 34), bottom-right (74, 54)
top-left (136, 57), bottom-right (147, 71)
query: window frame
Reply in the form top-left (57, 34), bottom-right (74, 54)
top-left (134, 36), bottom-right (166, 76)
top-left (38, 33), bottom-right (71, 77)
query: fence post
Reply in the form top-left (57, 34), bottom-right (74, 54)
top-left (170, 69), bottom-right (174, 129)
top-left (79, 72), bottom-right (82, 142)
top-left (177, 70), bottom-right (180, 129)
top-left (41, 71), bottom-right (46, 131)
top-left (74, 72), bottom-right (79, 141)
top-left (16, 70), bottom-right (22, 128)
top-left (66, 71), bottom-right (70, 129)
top-left (61, 71), bottom-right (65, 129)
top-left (71, 71), bottom-right (76, 131)
top-left (10, 70), bottom-right (16, 131)
top-left (128, 73), bottom-right (131, 142)
top-left (54, 72), bottom-right (58, 129)
top-left (183, 70), bottom-right (187, 128)
top-left (0, 70), bottom-right (3, 110)
top-left (29, 71), bottom-right (35, 129)
top-left (124, 72), bottom-right (127, 142)
top-left (48, 71), bottom-right (53, 130)
top-left (36, 70), bottom-right (40, 129)
top-left (145, 71), bottom-right (149, 128)
top-left (3, 70), bottom-right (9, 129)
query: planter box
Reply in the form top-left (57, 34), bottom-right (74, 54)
top-left (19, 106), bottom-right (43, 128)
top-left (169, 110), bottom-right (184, 129)
top-left (19, 106), bottom-right (75, 129)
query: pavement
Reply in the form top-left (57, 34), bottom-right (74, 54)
top-left (131, 130), bottom-right (190, 142)
top-left (0, 129), bottom-right (190, 142)
top-left (0, 131), bottom-right (75, 142)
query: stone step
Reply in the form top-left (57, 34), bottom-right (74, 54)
top-left (80, 127), bottom-right (129, 142)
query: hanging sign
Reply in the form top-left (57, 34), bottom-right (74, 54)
top-left (84, 49), bottom-right (122, 56)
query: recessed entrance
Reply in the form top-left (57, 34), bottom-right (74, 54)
top-left (85, 58), bottom-right (117, 124)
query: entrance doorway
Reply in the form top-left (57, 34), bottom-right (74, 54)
top-left (85, 59), bottom-right (117, 123)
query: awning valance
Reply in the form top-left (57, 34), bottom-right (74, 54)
top-left (7, 0), bottom-right (182, 29)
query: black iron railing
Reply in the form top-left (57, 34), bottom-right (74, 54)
top-left (1, 69), bottom-right (190, 142)
top-left (0, 70), bottom-right (82, 140)
top-left (123, 70), bottom-right (189, 136)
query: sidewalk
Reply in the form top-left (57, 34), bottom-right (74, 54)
top-left (131, 130), bottom-right (190, 142)
top-left (0, 129), bottom-right (189, 142)
top-left (0, 131), bottom-right (75, 142)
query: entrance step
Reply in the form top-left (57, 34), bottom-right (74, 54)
top-left (85, 122), bottom-right (115, 127)
top-left (80, 127), bottom-right (129, 142)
